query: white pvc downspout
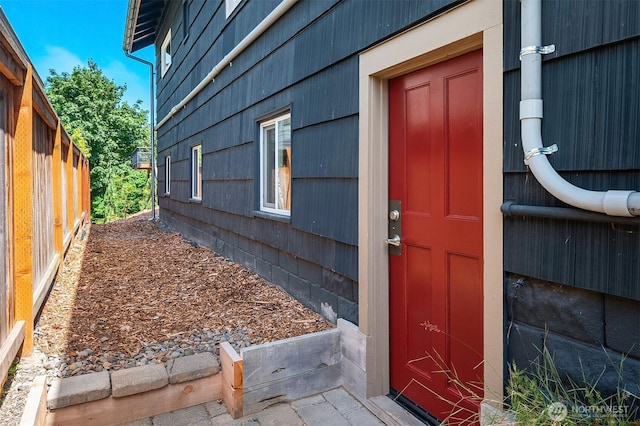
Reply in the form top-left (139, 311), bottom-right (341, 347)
top-left (155, 0), bottom-right (298, 130)
top-left (520, 0), bottom-right (640, 217)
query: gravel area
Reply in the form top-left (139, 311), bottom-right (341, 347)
top-left (0, 212), bottom-right (332, 425)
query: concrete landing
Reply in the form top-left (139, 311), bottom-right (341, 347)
top-left (120, 387), bottom-right (385, 426)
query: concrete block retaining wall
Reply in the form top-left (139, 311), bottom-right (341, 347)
top-left (25, 327), bottom-right (351, 425)
top-left (41, 352), bottom-right (221, 425)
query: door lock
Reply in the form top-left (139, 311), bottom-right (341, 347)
top-left (388, 200), bottom-right (402, 255)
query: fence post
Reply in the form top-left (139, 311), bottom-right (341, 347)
top-left (12, 65), bottom-right (34, 355)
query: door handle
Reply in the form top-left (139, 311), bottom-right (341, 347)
top-left (387, 235), bottom-right (401, 247)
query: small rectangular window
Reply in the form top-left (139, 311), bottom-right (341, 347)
top-left (225, 0), bottom-right (242, 18)
top-left (164, 155), bottom-right (171, 195)
top-left (191, 144), bottom-right (202, 200)
top-left (161, 30), bottom-right (172, 77)
top-left (260, 113), bottom-right (291, 215)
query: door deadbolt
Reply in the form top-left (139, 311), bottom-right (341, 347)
top-left (388, 200), bottom-right (402, 255)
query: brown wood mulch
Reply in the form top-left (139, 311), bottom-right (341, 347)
top-left (34, 213), bottom-right (332, 358)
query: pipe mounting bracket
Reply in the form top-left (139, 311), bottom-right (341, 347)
top-left (524, 144), bottom-right (558, 164)
top-left (519, 44), bottom-right (556, 60)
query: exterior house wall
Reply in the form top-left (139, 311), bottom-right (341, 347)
top-left (154, 0), bottom-right (460, 324)
top-left (136, 0), bottom-right (639, 416)
top-left (502, 0), bottom-right (640, 398)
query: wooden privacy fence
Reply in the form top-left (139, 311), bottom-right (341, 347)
top-left (0, 10), bottom-right (90, 386)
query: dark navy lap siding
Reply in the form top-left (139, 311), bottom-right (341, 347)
top-left (154, 0), bottom-right (462, 323)
top-left (503, 0), bottom-right (640, 299)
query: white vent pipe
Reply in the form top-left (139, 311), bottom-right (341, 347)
top-left (520, 0), bottom-right (640, 217)
top-left (155, 0), bottom-right (298, 130)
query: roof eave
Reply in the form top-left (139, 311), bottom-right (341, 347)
top-left (123, 0), bottom-right (164, 53)
top-left (122, 0), bottom-right (141, 53)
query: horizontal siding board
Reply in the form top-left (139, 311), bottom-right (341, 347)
top-left (504, 0), bottom-right (640, 72)
top-left (292, 56), bottom-right (359, 128)
top-left (505, 217), bottom-right (640, 301)
top-left (504, 38), bottom-right (640, 172)
top-left (592, 40), bottom-right (640, 168)
top-left (292, 178), bottom-right (357, 246)
top-left (293, 115), bottom-right (358, 179)
top-left (572, 222), bottom-right (640, 300)
top-left (202, 180), bottom-right (253, 216)
top-left (503, 217), bottom-right (575, 286)
top-left (333, 243), bottom-right (358, 285)
top-left (601, 0), bottom-right (640, 43)
top-left (203, 142), bottom-right (254, 181)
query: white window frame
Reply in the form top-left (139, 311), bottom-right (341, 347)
top-left (225, 0), bottom-right (242, 18)
top-left (190, 144), bottom-right (202, 200)
top-left (259, 113), bottom-right (291, 216)
top-left (164, 155), bottom-right (171, 195)
top-left (160, 30), bottom-right (172, 77)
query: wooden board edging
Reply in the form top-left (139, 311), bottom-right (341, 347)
top-left (220, 341), bottom-right (243, 419)
top-left (32, 254), bottom-right (60, 319)
top-left (0, 321), bottom-right (26, 387)
top-left (19, 375), bottom-right (47, 426)
top-left (243, 363), bottom-right (342, 416)
top-left (241, 328), bottom-right (340, 388)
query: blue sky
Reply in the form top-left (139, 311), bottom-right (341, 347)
top-left (0, 0), bottom-right (154, 119)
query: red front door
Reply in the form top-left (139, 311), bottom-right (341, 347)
top-left (389, 50), bottom-right (484, 424)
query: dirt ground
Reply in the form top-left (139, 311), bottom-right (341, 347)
top-left (34, 213), bottom-right (332, 358)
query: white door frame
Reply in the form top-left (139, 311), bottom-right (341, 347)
top-left (357, 0), bottom-right (504, 408)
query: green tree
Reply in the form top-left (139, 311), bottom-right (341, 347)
top-left (69, 128), bottom-right (90, 158)
top-left (46, 60), bottom-right (150, 222)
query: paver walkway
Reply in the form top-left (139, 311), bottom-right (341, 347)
top-left (120, 387), bottom-right (385, 426)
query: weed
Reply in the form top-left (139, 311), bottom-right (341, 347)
top-left (506, 341), bottom-right (639, 425)
top-left (394, 324), bottom-right (640, 425)
top-left (0, 358), bottom-right (20, 406)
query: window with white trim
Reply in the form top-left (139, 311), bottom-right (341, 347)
top-left (164, 155), bottom-right (171, 195)
top-left (191, 145), bottom-right (202, 200)
top-left (160, 30), bottom-right (172, 77)
top-left (260, 113), bottom-right (291, 215)
top-left (225, 0), bottom-right (242, 18)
